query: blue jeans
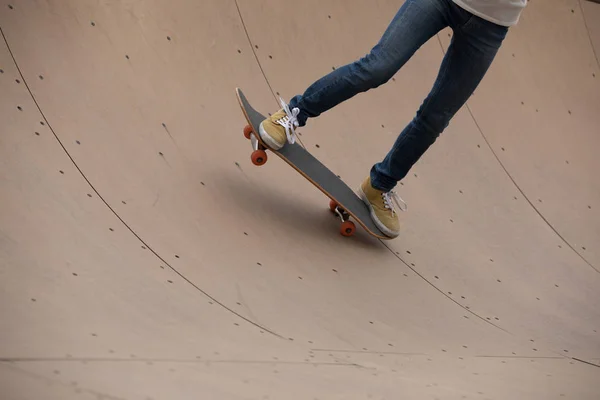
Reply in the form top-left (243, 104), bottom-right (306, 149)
top-left (289, 0), bottom-right (509, 192)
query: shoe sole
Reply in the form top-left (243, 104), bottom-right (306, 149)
top-left (357, 186), bottom-right (400, 239)
top-left (258, 123), bottom-right (284, 151)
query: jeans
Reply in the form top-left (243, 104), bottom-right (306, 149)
top-left (288, 0), bottom-right (509, 192)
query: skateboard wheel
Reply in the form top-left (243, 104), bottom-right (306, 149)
top-left (243, 124), bottom-right (253, 140)
top-left (340, 221), bottom-right (356, 237)
top-left (329, 199), bottom-right (338, 212)
top-left (251, 149), bottom-right (267, 166)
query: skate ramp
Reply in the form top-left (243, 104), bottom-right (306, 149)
top-left (1, 0), bottom-right (599, 399)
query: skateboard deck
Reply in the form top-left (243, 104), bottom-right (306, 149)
top-left (236, 87), bottom-right (390, 239)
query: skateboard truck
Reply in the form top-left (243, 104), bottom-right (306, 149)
top-left (329, 199), bottom-right (356, 237)
top-left (333, 204), bottom-right (349, 222)
top-left (244, 125), bottom-right (268, 166)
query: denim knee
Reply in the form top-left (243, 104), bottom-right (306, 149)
top-left (351, 49), bottom-right (396, 89)
top-left (413, 110), bottom-right (451, 140)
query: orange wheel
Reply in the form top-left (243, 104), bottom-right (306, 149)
top-left (243, 124), bottom-right (254, 140)
top-left (340, 221), bottom-right (356, 237)
top-left (251, 149), bottom-right (267, 166)
top-left (329, 199), bottom-right (338, 212)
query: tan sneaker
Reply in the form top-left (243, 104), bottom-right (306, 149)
top-left (358, 176), bottom-right (405, 238)
top-left (258, 99), bottom-right (300, 150)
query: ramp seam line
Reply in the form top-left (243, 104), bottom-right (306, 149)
top-left (0, 358), bottom-right (359, 367)
top-left (0, 26), bottom-right (287, 341)
top-left (233, 0), bottom-right (308, 149)
top-left (383, 241), bottom-right (511, 333)
top-left (464, 102), bottom-right (598, 274)
top-left (433, 33), bottom-right (598, 274)
top-left (572, 357), bottom-right (600, 368)
top-left (233, 0), bottom-right (276, 100)
top-left (579, 0), bottom-right (600, 68)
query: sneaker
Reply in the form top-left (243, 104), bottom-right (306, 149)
top-left (259, 98), bottom-right (300, 150)
top-left (358, 176), bottom-right (406, 238)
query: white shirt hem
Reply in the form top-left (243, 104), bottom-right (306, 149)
top-left (452, 0), bottom-right (521, 27)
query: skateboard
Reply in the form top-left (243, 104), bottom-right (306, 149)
top-left (236, 87), bottom-right (391, 239)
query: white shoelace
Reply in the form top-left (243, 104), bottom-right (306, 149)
top-left (382, 191), bottom-right (407, 214)
top-left (276, 97), bottom-right (300, 145)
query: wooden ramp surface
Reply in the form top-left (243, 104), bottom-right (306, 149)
top-left (1, 1), bottom-right (599, 399)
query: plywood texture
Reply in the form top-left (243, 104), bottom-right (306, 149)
top-left (1, 1), bottom-right (598, 399)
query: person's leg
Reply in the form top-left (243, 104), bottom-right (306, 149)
top-left (370, 4), bottom-right (509, 192)
top-left (289, 0), bottom-right (448, 127)
top-left (259, 0), bottom-right (449, 150)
